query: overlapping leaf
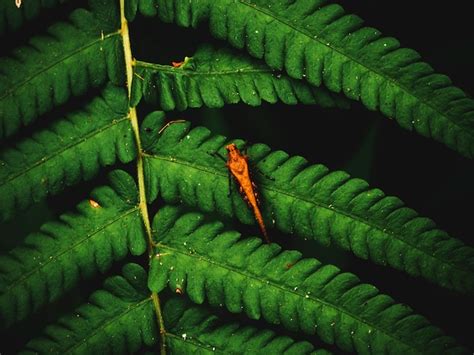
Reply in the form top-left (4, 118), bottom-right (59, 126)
top-left (21, 263), bottom-right (157, 354)
top-left (142, 117), bottom-right (474, 294)
top-left (132, 45), bottom-right (349, 110)
top-left (0, 0), bottom-right (71, 35)
top-left (151, 0), bottom-right (474, 158)
top-left (164, 297), bottom-right (331, 354)
top-left (0, 84), bottom-right (135, 222)
top-left (0, 0), bottom-right (123, 138)
top-left (21, 263), bottom-right (326, 354)
top-left (149, 206), bottom-right (465, 354)
top-left (0, 170), bottom-right (146, 327)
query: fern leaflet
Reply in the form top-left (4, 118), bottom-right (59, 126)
top-left (0, 170), bottom-right (146, 327)
top-left (151, 0), bottom-right (474, 158)
top-left (0, 0), bottom-right (123, 138)
top-left (148, 206), bottom-right (465, 354)
top-left (141, 117), bottom-right (474, 294)
top-left (132, 44), bottom-right (349, 110)
top-left (21, 263), bottom-right (157, 354)
top-left (0, 85), bottom-right (135, 222)
top-left (164, 297), bottom-right (331, 354)
top-left (0, 0), bottom-right (71, 35)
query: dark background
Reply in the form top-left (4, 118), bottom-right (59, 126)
top-left (1, 0), bottom-right (473, 353)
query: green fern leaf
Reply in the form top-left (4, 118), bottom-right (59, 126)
top-left (164, 297), bottom-right (331, 354)
top-left (0, 0), bottom-right (123, 138)
top-left (0, 84), bottom-right (135, 222)
top-left (132, 44), bottom-right (348, 110)
top-left (149, 206), bottom-right (465, 354)
top-left (142, 118), bottom-right (474, 294)
top-left (21, 263), bottom-right (158, 354)
top-left (0, 170), bottom-right (146, 327)
top-left (154, 0), bottom-right (474, 158)
top-left (125, 0), bottom-right (162, 21)
top-left (0, 0), bottom-right (71, 35)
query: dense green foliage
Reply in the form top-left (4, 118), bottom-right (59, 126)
top-left (0, 85), bottom-right (135, 221)
top-left (22, 263), bottom-right (156, 354)
top-left (147, 0), bottom-right (474, 158)
top-left (0, 0), bottom-right (472, 354)
top-left (0, 170), bottom-right (145, 327)
top-left (0, 0), bottom-right (123, 137)
top-left (142, 116), bottom-right (474, 294)
top-left (164, 297), bottom-right (330, 354)
top-left (149, 206), bottom-right (464, 353)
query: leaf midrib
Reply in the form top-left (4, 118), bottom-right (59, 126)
top-left (0, 31), bottom-right (119, 102)
top-left (144, 152), bottom-right (469, 275)
top-left (1, 115), bottom-right (129, 186)
top-left (135, 60), bottom-right (274, 76)
top-left (238, 0), bottom-right (471, 134)
top-left (4, 207), bottom-right (139, 293)
top-left (158, 243), bottom-right (415, 352)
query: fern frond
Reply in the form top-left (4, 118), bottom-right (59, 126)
top-left (0, 0), bottom-right (123, 138)
top-left (154, 0), bottom-right (474, 158)
top-left (22, 263), bottom-right (158, 354)
top-left (0, 0), bottom-right (70, 35)
top-left (0, 170), bottom-right (146, 327)
top-left (142, 118), bottom-right (474, 294)
top-left (148, 206), bottom-right (465, 354)
top-left (0, 85), bottom-right (135, 222)
top-left (164, 297), bottom-right (331, 354)
top-left (132, 45), bottom-right (348, 110)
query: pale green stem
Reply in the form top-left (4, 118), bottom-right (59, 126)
top-left (119, 1), bottom-right (166, 354)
